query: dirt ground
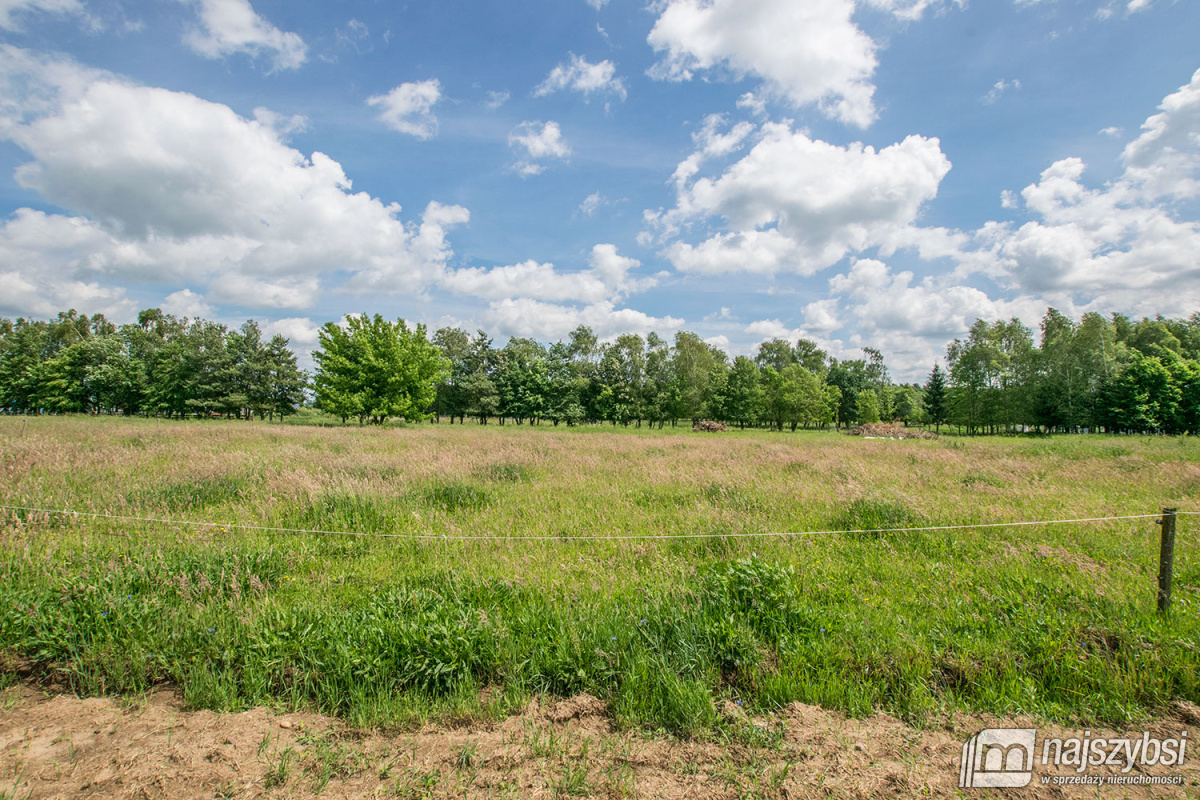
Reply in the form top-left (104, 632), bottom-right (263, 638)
top-left (1, 684), bottom-right (1198, 799)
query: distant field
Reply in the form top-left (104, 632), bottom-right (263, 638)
top-left (2, 416), bottom-right (1199, 734)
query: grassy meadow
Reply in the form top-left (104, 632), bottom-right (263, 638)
top-left (1, 415), bottom-right (1199, 735)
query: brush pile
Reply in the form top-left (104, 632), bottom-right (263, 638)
top-left (847, 423), bottom-right (938, 440)
top-left (692, 420), bottom-right (728, 432)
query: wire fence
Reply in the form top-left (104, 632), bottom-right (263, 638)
top-left (0, 504), bottom-right (1194, 542)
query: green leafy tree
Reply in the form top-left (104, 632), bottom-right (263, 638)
top-left (598, 334), bottom-right (647, 425)
top-left (794, 338), bottom-right (828, 374)
top-left (794, 365), bottom-right (832, 430)
top-left (544, 341), bottom-right (584, 425)
top-left (147, 337), bottom-right (192, 418)
top-left (0, 320), bottom-right (51, 412)
top-left (91, 331), bottom-right (148, 414)
top-left (947, 318), bottom-right (1037, 434)
top-left (185, 320), bottom-right (234, 417)
top-left (38, 340), bottom-right (97, 413)
top-left (433, 327), bottom-right (472, 423)
top-left (755, 339), bottom-right (796, 373)
top-left (856, 389), bottom-right (881, 424)
top-left (826, 359), bottom-right (870, 429)
top-left (496, 338), bottom-right (549, 424)
top-left (314, 314), bottom-right (448, 424)
top-left (642, 332), bottom-right (673, 428)
top-left (762, 365), bottom-right (817, 431)
top-left (463, 370), bottom-right (500, 423)
top-left (669, 331), bottom-right (725, 424)
top-left (720, 356), bottom-right (763, 429)
top-left (892, 385), bottom-right (919, 426)
top-left (462, 330), bottom-right (500, 424)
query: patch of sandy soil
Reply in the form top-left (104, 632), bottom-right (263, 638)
top-left (1, 683), bottom-right (1198, 799)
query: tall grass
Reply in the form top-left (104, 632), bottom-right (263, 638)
top-left (1, 416), bottom-right (1198, 733)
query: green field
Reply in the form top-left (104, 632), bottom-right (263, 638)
top-left (1, 416), bottom-right (1198, 735)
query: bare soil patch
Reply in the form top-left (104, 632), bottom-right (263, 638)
top-left (2, 685), bottom-right (1196, 799)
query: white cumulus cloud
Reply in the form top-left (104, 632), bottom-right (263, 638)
top-left (649, 121), bottom-right (951, 275)
top-left (535, 54), bottom-right (626, 100)
top-left (161, 288), bottom-right (215, 319)
top-left (579, 192), bottom-right (605, 216)
top-left (484, 298), bottom-right (683, 342)
top-left (208, 274), bottom-right (321, 309)
top-left (827, 258), bottom-right (1050, 377)
top-left (263, 317), bottom-right (319, 346)
top-left (1120, 67), bottom-right (1200, 200)
top-left (509, 120), bottom-right (570, 176)
top-left (367, 79), bottom-right (441, 139)
top-left (252, 106), bottom-right (309, 139)
top-left (183, 0), bottom-right (307, 72)
top-left (440, 244), bottom-right (654, 304)
top-left (962, 69), bottom-right (1200, 316)
top-left (862, 0), bottom-right (963, 21)
top-left (0, 48), bottom-right (470, 316)
top-left (646, 0), bottom-right (880, 127)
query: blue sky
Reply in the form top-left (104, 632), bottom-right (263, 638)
top-left (0, 0), bottom-right (1198, 379)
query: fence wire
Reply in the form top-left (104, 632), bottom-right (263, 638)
top-left (0, 504), bottom-right (1192, 542)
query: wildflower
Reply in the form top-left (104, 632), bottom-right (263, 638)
top-left (101, 611), bottom-right (108, 616)
top-left (820, 627), bottom-right (826, 633)
top-left (208, 628), bottom-right (215, 633)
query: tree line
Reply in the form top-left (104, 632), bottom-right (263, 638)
top-left (3, 307), bottom-right (1198, 435)
top-left (0, 309), bottom-right (305, 419)
top-left (310, 309), bottom-right (1200, 435)
top-left (417, 325), bottom-right (879, 431)
top-left (940, 310), bottom-right (1200, 435)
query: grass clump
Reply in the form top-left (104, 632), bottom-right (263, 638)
top-left (700, 483), bottom-right (764, 513)
top-left (478, 462), bottom-right (534, 483)
top-left (612, 656), bottom-right (717, 736)
top-left (137, 475), bottom-right (248, 512)
top-left (291, 493), bottom-right (399, 534)
top-left (830, 496), bottom-right (923, 539)
top-left (419, 481), bottom-right (492, 512)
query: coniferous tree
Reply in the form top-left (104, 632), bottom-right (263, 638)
top-left (924, 363), bottom-right (948, 433)
top-left (265, 334), bottom-right (307, 421)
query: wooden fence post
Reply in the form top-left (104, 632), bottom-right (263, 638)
top-left (1157, 508), bottom-right (1178, 614)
